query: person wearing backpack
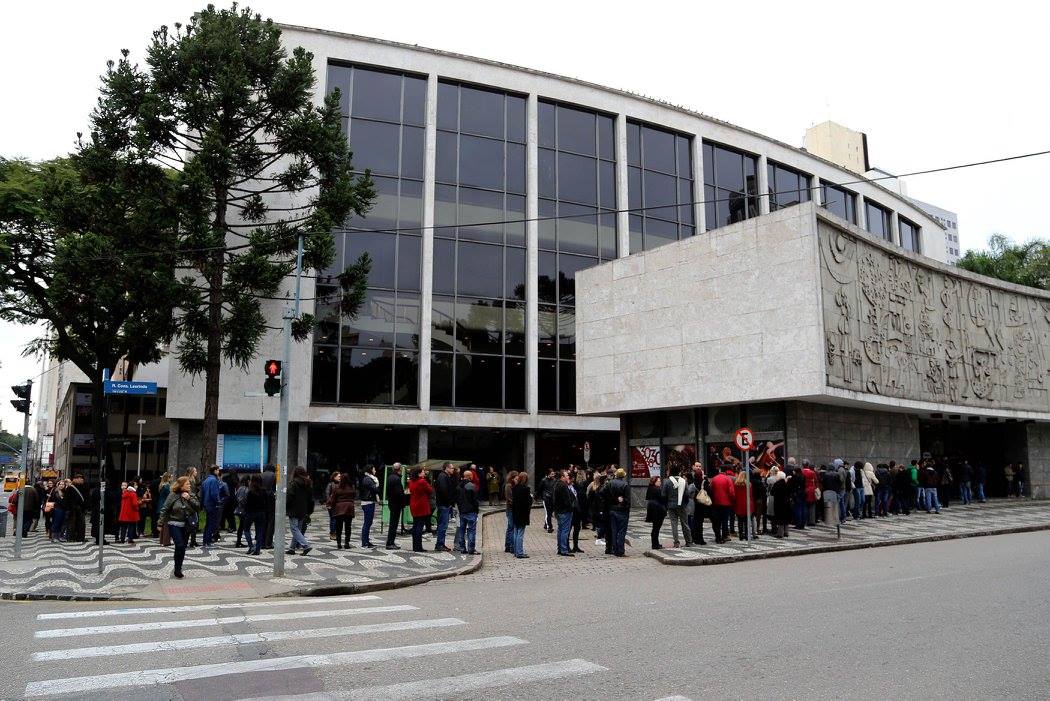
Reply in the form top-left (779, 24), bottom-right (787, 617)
top-left (662, 465), bottom-right (693, 548)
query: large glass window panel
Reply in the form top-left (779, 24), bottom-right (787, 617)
top-left (312, 346), bottom-right (338, 403)
top-left (430, 296), bottom-right (456, 352)
top-left (556, 104), bottom-right (596, 156)
top-left (346, 231), bottom-right (396, 289)
top-left (599, 212), bottom-right (617, 259)
top-left (399, 180), bottom-right (423, 232)
top-left (642, 125), bottom-right (676, 174)
top-left (599, 161), bottom-right (616, 209)
top-left (507, 95), bottom-right (526, 144)
top-left (505, 302), bottom-right (526, 356)
top-left (456, 354), bottom-right (501, 409)
top-left (557, 152), bottom-right (597, 205)
top-left (628, 167), bottom-right (642, 210)
top-left (400, 126), bottom-right (425, 180)
top-left (459, 86), bottom-right (504, 139)
top-left (558, 306), bottom-right (576, 359)
top-left (704, 184), bottom-right (717, 233)
top-left (538, 252), bottom-right (557, 304)
top-left (538, 304), bottom-right (557, 358)
top-left (437, 82), bottom-right (458, 131)
top-left (397, 235), bottom-right (421, 292)
top-left (627, 122), bottom-right (641, 166)
top-left (402, 77), bottom-right (426, 126)
top-left (315, 284), bottom-right (340, 345)
top-left (459, 135), bottom-right (504, 190)
top-left (504, 357), bottom-right (526, 410)
top-left (821, 183), bottom-right (856, 224)
top-left (430, 353), bottom-right (453, 406)
top-left (559, 361), bottom-right (576, 412)
top-left (676, 135), bottom-right (692, 177)
top-left (506, 143), bottom-right (525, 195)
top-left (327, 65), bottom-right (350, 116)
top-left (538, 148), bottom-right (556, 199)
top-left (349, 119), bottom-right (400, 176)
top-left (538, 198), bottom-right (557, 250)
top-left (350, 69), bottom-right (401, 122)
top-left (629, 214), bottom-right (643, 255)
top-left (457, 187), bottom-right (503, 244)
top-left (538, 359), bottom-right (557, 411)
top-left (644, 217), bottom-right (679, 251)
top-left (392, 351), bottom-right (419, 406)
top-left (342, 290), bottom-right (396, 348)
top-left (598, 115), bottom-right (615, 160)
top-left (352, 176), bottom-right (398, 233)
top-left (395, 293), bottom-right (420, 350)
top-left (436, 131), bottom-right (457, 184)
top-left (644, 170), bottom-right (677, 213)
top-left (712, 146), bottom-right (744, 192)
top-left (456, 241), bottom-right (503, 298)
top-left (456, 298), bottom-right (502, 355)
top-left (433, 239), bottom-right (455, 295)
top-left (505, 194), bottom-right (526, 247)
top-left (434, 184), bottom-right (457, 237)
top-left (505, 247), bottom-right (526, 300)
top-left (866, 201), bottom-right (891, 240)
top-left (340, 347), bottom-right (392, 405)
top-left (538, 101), bottom-right (556, 148)
top-left (557, 203), bottom-right (598, 256)
top-left (899, 216), bottom-right (921, 253)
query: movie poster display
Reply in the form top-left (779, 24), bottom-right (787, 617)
top-left (705, 439), bottom-right (785, 473)
top-left (665, 444), bottom-right (697, 475)
top-left (630, 446), bottom-right (661, 479)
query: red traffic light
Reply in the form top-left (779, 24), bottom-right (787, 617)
top-left (264, 360), bottom-right (282, 378)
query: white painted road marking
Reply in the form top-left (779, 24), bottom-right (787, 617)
top-left (24, 636), bottom-right (528, 697)
top-left (240, 659), bottom-right (608, 700)
top-left (654, 696), bottom-right (694, 701)
top-left (36, 594), bottom-right (382, 620)
top-left (32, 617), bottom-right (467, 661)
top-left (34, 604), bottom-right (417, 638)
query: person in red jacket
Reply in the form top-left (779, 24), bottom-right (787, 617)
top-left (709, 466), bottom-right (736, 544)
top-left (407, 469), bottom-right (434, 552)
top-left (117, 482), bottom-right (140, 544)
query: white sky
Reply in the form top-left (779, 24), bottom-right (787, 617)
top-left (2, 0), bottom-right (1048, 435)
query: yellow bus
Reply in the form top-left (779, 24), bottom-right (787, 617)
top-left (2, 471), bottom-right (25, 494)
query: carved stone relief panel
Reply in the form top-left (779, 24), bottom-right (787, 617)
top-left (819, 221), bottom-right (1050, 412)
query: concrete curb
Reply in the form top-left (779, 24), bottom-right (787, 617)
top-left (0, 511), bottom-right (493, 603)
top-left (644, 521), bottom-right (1050, 567)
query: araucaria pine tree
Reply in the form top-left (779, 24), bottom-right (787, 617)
top-left (102, 4), bottom-right (374, 465)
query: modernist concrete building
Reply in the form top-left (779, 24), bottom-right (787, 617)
top-left (164, 27), bottom-right (965, 483)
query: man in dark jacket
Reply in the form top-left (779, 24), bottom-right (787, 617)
top-left (385, 463), bottom-right (405, 550)
top-left (539, 470), bottom-right (556, 533)
top-left (434, 463), bottom-right (456, 553)
top-left (553, 471), bottom-right (575, 556)
top-left (64, 474), bottom-right (87, 542)
top-left (455, 470), bottom-right (480, 555)
top-left (285, 468), bottom-right (314, 556)
top-left (607, 468), bottom-right (631, 557)
top-left (921, 462), bottom-right (941, 514)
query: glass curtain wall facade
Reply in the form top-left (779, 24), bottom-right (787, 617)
top-left (865, 200), bottom-right (893, 241)
top-left (703, 142), bottom-right (759, 230)
top-left (767, 161), bottom-right (811, 211)
top-left (315, 64), bottom-right (425, 406)
top-left (898, 216), bottom-right (921, 253)
top-left (626, 121), bottom-right (695, 253)
top-left (537, 101), bottom-right (618, 413)
top-left (431, 81), bottom-right (527, 410)
top-left (820, 181), bottom-right (857, 224)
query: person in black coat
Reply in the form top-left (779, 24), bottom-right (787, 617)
top-left (510, 473), bottom-right (532, 558)
top-left (644, 476), bottom-right (666, 550)
top-left (770, 475), bottom-right (791, 538)
top-left (385, 463), bottom-right (405, 550)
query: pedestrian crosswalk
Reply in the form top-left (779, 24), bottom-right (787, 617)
top-left (25, 593), bottom-right (608, 699)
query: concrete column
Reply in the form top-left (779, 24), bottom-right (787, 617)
top-left (526, 94), bottom-right (540, 415)
top-left (811, 175), bottom-right (823, 207)
top-left (417, 426), bottom-right (428, 464)
top-left (618, 424), bottom-right (629, 469)
top-left (757, 154), bottom-right (770, 215)
top-left (692, 135), bottom-right (706, 233)
top-left (856, 193), bottom-right (867, 231)
top-left (418, 73), bottom-right (438, 411)
top-left (296, 423), bottom-right (308, 469)
top-left (525, 429), bottom-right (537, 485)
top-left (167, 418), bottom-right (180, 472)
top-left (614, 113), bottom-right (630, 256)
top-left (890, 212), bottom-right (902, 247)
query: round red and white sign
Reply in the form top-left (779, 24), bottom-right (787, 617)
top-left (733, 427), bottom-right (755, 452)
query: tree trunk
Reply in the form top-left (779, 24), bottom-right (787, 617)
top-left (200, 187), bottom-right (228, 468)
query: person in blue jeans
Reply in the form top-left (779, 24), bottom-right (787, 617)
top-left (973, 463), bottom-right (987, 503)
top-left (921, 463), bottom-right (941, 514)
top-left (242, 475), bottom-right (268, 555)
top-left (553, 471), bottom-right (575, 556)
top-left (200, 466), bottom-right (227, 553)
top-left (158, 476), bottom-right (200, 579)
top-left (608, 468), bottom-right (631, 557)
top-left (510, 472), bottom-right (532, 558)
top-left (503, 470), bottom-right (518, 553)
top-left (433, 463), bottom-right (457, 553)
top-left (358, 466), bottom-right (379, 547)
top-left (852, 462), bottom-right (866, 520)
top-left (455, 470), bottom-right (480, 554)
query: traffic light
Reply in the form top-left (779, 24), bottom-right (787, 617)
top-left (264, 359), bottom-right (282, 397)
top-left (10, 384), bottom-right (31, 414)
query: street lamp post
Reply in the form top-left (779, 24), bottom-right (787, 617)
top-left (136, 419), bottom-right (146, 478)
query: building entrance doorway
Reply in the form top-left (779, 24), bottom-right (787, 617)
top-left (919, 420), bottom-right (1027, 498)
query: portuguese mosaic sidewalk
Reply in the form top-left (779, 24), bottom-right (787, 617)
top-left (644, 498), bottom-right (1050, 566)
top-left (0, 513), bottom-right (487, 601)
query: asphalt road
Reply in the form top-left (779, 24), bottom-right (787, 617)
top-left (1, 530), bottom-right (1048, 700)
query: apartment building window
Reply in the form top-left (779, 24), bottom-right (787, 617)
top-left (703, 142), bottom-right (758, 230)
top-left (627, 120), bottom-right (694, 252)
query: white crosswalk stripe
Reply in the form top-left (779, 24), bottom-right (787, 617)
top-left (25, 594), bottom-right (609, 699)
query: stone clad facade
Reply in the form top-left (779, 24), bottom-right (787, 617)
top-left (821, 221), bottom-right (1050, 413)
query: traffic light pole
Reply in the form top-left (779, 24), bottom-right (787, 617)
top-left (273, 233), bottom-right (304, 578)
top-left (13, 379), bottom-right (32, 559)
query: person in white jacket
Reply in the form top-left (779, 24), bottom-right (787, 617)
top-left (862, 462), bottom-right (879, 519)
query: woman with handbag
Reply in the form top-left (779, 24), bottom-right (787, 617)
top-left (327, 472), bottom-right (356, 549)
top-left (691, 464), bottom-right (711, 546)
top-left (158, 476), bottom-right (200, 578)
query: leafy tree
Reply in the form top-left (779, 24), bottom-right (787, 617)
top-left (957, 234), bottom-right (1050, 290)
top-left (101, 4), bottom-right (374, 465)
top-left (0, 148), bottom-right (183, 478)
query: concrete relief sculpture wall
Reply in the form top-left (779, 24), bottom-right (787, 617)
top-left (819, 221), bottom-right (1050, 412)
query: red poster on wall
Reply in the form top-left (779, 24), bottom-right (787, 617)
top-left (630, 446), bottom-right (661, 479)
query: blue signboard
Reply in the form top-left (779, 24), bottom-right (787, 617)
top-left (0, 455), bottom-right (14, 464)
top-left (104, 380), bottom-right (158, 396)
top-left (217, 434), bottom-right (267, 471)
